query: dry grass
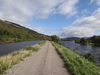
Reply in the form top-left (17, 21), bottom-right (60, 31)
top-left (0, 41), bottom-right (46, 75)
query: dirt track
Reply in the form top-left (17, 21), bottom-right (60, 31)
top-left (6, 41), bottom-right (70, 75)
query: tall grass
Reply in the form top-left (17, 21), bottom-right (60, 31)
top-left (52, 42), bottom-right (100, 75)
top-left (0, 41), bottom-right (46, 75)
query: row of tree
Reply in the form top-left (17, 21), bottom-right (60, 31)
top-left (75, 35), bottom-right (100, 46)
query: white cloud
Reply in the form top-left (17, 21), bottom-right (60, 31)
top-left (90, 0), bottom-right (100, 5)
top-left (60, 8), bottom-right (100, 37)
top-left (23, 24), bottom-right (48, 34)
top-left (0, 0), bottom-right (79, 34)
top-left (0, 0), bottom-right (79, 23)
top-left (81, 9), bottom-right (90, 14)
top-left (57, 0), bottom-right (78, 18)
top-left (0, 0), bottom-right (80, 35)
top-left (61, 26), bottom-right (95, 37)
top-left (32, 26), bottom-right (47, 33)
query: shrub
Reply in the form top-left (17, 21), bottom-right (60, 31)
top-left (25, 46), bottom-right (39, 51)
top-left (82, 53), bottom-right (95, 63)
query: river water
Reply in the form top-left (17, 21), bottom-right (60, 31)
top-left (60, 41), bottom-right (100, 64)
top-left (0, 41), bottom-right (42, 56)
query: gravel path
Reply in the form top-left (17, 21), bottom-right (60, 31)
top-left (6, 41), bottom-right (70, 75)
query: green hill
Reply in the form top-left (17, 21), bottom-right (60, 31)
top-left (0, 19), bottom-right (50, 43)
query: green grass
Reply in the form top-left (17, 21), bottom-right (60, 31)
top-left (52, 42), bottom-right (100, 75)
top-left (38, 41), bottom-right (46, 46)
top-left (25, 46), bottom-right (39, 51)
top-left (0, 41), bottom-right (46, 75)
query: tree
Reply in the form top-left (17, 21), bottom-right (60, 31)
top-left (51, 35), bottom-right (60, 43)
top-left (80, 38), bottom-right (88, 45)
top-left (92, 35), bottom-right (100, 45)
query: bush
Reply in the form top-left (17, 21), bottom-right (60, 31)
top-left (25, 46), bottom-right (39, 51)
top-left (82, 53), bottom-right (95, 63)
top-left (51, 35), bottom-right (60, 43)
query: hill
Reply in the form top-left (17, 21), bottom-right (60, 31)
top-left (63, 37), bottom-right (80, 40)
top-left (0, 19), bottom-right (50, 43)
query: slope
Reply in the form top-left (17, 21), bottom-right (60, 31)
top-left (0, 19), bottom-right (50, 43)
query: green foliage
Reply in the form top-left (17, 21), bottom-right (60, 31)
top-left (75, 36), bottom-right (100, 46)
top-left (11, 51), bottom-right (20, 56)
top-left (80, 38), bottom-right (88, 45)
top-left (52, 42), bottom-right (100, 75)
top-left (51, 35), bottom-right (60, 43)
top-left (0, 20), bottom-right (50, 43)
top-left (25, 46), bottom-right (39, 51)
top-left (38, 41), bottom-right (46, 46)
top-left (82, 53), bottom-right (95, 63)
top-left (92, 35), bottom-right (100, 45)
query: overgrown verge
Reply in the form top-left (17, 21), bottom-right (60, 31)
top-left (0, 41), bottom-right (46, 75)
top-left (52, 42), bottom-right (100, 75)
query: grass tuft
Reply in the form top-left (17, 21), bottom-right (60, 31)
top-left (25, 46), bottom-right (39, 51)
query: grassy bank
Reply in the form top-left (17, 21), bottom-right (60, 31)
top-left (52, 42), bottom-right (100, 75)
top-left (0, 41), bottom-right (46, 75)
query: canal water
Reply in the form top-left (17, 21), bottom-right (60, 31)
top-left (0, 41), bottom-right (42, 56)
top-left (60, 41), bottom-right (100, 64)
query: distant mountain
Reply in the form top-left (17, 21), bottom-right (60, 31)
top-left (63, 37), bottom-right (80, 40)
top-left (0, 19), bottom-right (50, 43)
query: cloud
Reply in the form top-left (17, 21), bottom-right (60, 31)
top-left (57, 0), bottom-right (79, 18)
top-left (23, 24), bottom-right (48, 34)
top-left (81, 9), bottom-right (90, 14)
top-left (61, 26), bottom-right (95, 37)
top-left (32, 26), bottom-right (47, 33)
top-left (90, 0), bottom-right (100, 5)
top-left (0, 0), bottom-right (79, 24)
top-left (60, 8), bottom-right (100, 37)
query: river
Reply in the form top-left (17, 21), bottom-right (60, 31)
top-left (60, 41), bottom-right (100, 64)
top-left (0, 41), bottom-right (42, 56)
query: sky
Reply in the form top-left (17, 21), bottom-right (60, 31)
top-left (0, 0), bottom-right (100, 38)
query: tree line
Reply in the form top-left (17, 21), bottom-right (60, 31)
top-left (75, 35), bottom-right (100, 46)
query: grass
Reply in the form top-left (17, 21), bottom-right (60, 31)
top-left (25, 46), bottom-right (39, 51)
top-left (0, 41), bottom-right (46, 75)
top-left (82, 53), bottom-right (95, 63)
top-left (38, 41), bottom-right (46, 46)
top-left (52, 42), bottom-right (100, 75)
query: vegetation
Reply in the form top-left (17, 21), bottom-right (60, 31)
top-left (92, 35), bottom-right (100, 46)
top-left (25, 46), bottom-right (39, 51)
top-left (52, 42), bottom-right (100, 75)
top-left (0, 19), bottom-right (51, 43)
top-left (51, 35), bottom-right (60, 43)
top-left (75, 35), bottom-right (100, 46)
top-left (80, 38), bottom-right (88, 45)
top-left (0, 41), bottom-right (46, 74)
top-left (82, 53), bottom-right (95, 63)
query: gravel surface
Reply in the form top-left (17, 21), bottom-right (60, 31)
top-left (5, 41), bottom-right (70, 75)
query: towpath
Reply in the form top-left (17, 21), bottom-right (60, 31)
top-left (6, 41), bottom-right (70, 75)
